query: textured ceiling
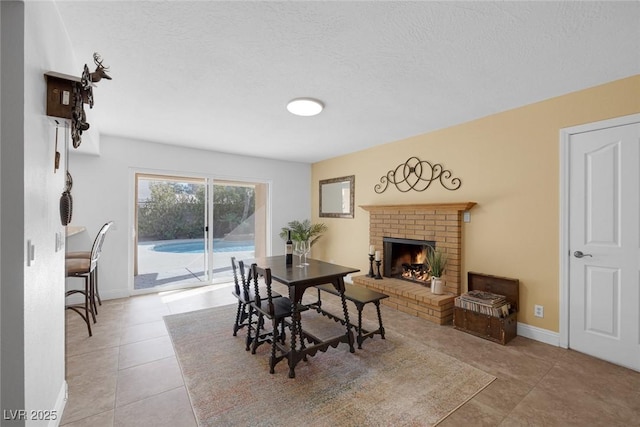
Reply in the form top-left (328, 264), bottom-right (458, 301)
top-left (54, 1), bottom-right (640, 163)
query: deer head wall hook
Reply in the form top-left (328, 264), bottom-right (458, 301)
top-left (71, 52), bottom-right (112, 148)
top-left (90, 52), bottom-right (112, 83)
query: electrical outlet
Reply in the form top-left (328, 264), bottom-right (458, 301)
top-left (534, 304), bottom-right (544, 318)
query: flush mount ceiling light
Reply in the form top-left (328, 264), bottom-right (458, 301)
top-left (286, 98), bottom-right (324, 116)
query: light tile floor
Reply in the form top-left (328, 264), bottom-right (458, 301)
top-left (62, 282), bottom-right (640, 426)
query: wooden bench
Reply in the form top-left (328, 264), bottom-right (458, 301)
top-left (313, 283), bottom-right (389, 349)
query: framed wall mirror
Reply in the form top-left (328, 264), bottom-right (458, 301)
top-left (319, 175), bottom-right (355, 218)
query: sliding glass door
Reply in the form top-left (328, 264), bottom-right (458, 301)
top-left (135, 174), bottom-right (207, 290)
top-left (207, 181), bottom-right (256, 283)
top-left (134, 173), bottom-right (268, 292)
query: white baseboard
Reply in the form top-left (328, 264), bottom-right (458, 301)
top-left (100, 289), bottom-right (130, 300)
top-left (66, 289), bottom-right (129, 305)
top-left (49, 381), bottom-right (67, 427)
top-left (517, 322), bottom-right (560, 347)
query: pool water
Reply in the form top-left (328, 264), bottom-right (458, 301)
top-left (153, 239), bottom-right (254, 254)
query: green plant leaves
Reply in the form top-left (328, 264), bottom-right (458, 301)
top-left (426, 248), bottom-right (448, 277)
top-left (279, 219), bottom-right (328, 246)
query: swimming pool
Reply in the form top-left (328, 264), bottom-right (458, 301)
top-left (153, 239), bottom-right (254, 254)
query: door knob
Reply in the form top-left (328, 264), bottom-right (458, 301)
top-left (574, 251), bottom-right (593, 258)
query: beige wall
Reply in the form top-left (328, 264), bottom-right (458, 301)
top-left (311, 75), bottom-right (640, 332)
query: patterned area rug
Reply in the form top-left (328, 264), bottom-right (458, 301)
top-left (164, 304), bottom-right (495, 426)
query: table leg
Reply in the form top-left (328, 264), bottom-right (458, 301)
top-left (356, 301), bottom-right (364, 349)
top-left (335, 277), bottom-right (355, 353)
top-left (288, 299), bottom-right (298, 378)
top-left (375, 301), bottom-right (386, 339)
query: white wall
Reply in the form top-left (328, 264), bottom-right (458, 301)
top-left (1, 0), bottom-right (74, 424)
top-left (68, 135), bottom-right (311, 299)
top-left (0, 0), bottom-right (4, 413)
top-left (24, 1), bottom-right (76, 421)
top-left (1, 1), bottom-right (25, 417)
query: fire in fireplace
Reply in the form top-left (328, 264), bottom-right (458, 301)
top-left (383, 237), bottom-right (436, 285)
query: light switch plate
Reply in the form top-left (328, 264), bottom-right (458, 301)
top-left (26, 240), bottom-right (35, 266)
top-left (55, 232), bottom-right (64, 252)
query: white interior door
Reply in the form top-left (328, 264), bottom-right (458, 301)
top-left (568, 121), bottom-right (640, 371)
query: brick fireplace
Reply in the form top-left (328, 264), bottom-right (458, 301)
top-left (353, 202), bottom-right (476, 324)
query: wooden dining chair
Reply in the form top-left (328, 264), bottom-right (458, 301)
top-left (248, 263), bottom-right (308, 374)
top-left (231, 257), bottom-right (282, 337)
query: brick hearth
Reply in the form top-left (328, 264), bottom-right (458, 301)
top-left (353, 202), bottom-right (476, 324)
top-left (352, 275), bottom-right (456, 325)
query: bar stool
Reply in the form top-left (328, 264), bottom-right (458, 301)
top-left (66, 257), bottom-right (97, 336)
top-left (66, 221), bottom-right (113, 310)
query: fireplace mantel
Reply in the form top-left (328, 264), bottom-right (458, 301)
top-left (360, 202), bottom-right (476, 212)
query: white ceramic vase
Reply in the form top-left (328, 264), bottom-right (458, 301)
top-left (431, 277), bottom-right (444, 295)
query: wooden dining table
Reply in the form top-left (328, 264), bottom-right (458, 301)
top-left (247, 256), bottom-right (360, 378)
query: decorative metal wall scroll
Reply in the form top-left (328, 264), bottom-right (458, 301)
top-left (374, 156), bottom-right (462, 194)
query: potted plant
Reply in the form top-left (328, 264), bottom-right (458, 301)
top-left (279, 219), bottom-right (328, 246)
top-left (426, 248), bottom-right (447, 294)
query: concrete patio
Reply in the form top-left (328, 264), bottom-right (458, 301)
top-left (135, 239), bottom-right (254, 290)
